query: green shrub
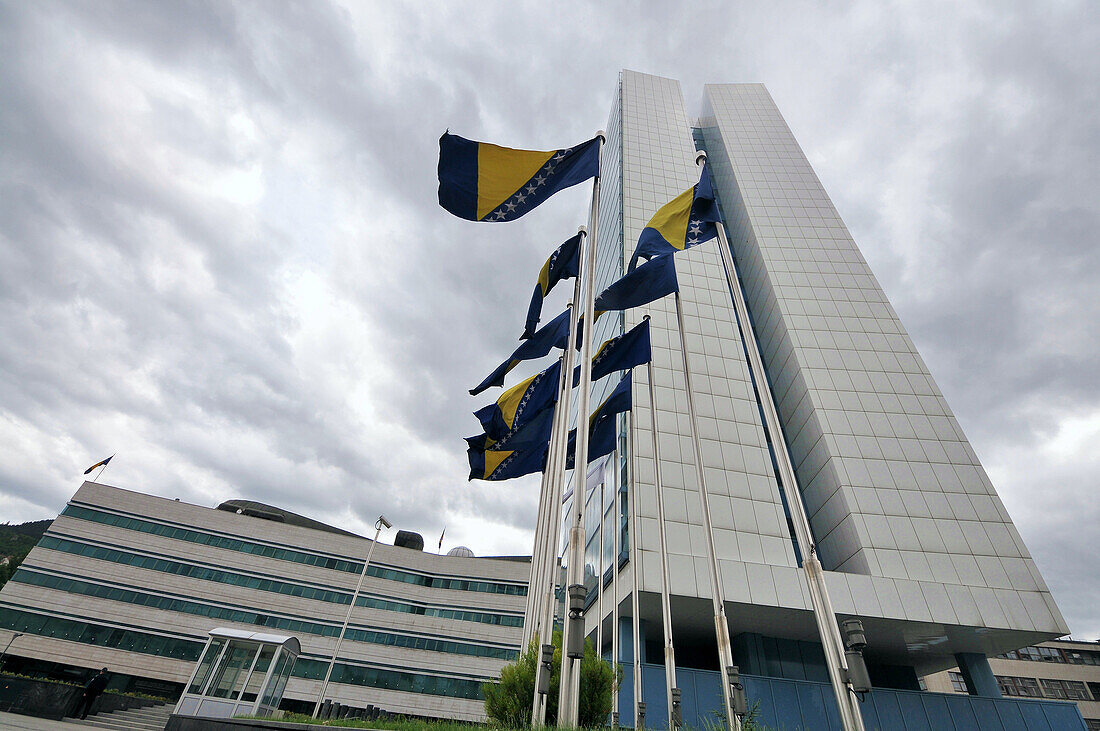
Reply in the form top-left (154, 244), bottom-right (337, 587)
top-left (482, 629), bottom-right (620, 728)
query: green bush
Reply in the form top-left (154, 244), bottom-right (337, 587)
top-left (482, 629), bottom-right (619, 728)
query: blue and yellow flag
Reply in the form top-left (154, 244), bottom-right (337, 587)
top-left (466, 399), bottom-right (556, 454)
top-left (594, 253), bottom-right (679, 313)
top-left (629, 165), bottom-right (720, 271)
top-left (573, 319), bottom-right (651, 387)
top-left (474, 360), bottom-right (562, 441)
top-left (523, 234), bottom-right (581, 339)
top-left (566, 373), bottom-right (632, 469)
top-left (468, 441), bottom-right (549, 481)
top-left (470, 309), bottom-right (570, 395)
top-left (438, 133), bottom-right (600, 222)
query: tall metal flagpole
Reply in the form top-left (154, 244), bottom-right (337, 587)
top-left (559, 131), bottom-right (604, 728)
top-left (610, 437), bottom-right (622, 729)
top-left (626, 411), bottom-right (645, 730)
top-left (524, 432), bottom-right (557, 649)
top-left (531, 354), bottom-right (571, 651)
top-left (533, 223), bottom-right (588, 727)
top-left (643, 315), bottom-right (680, 730)
top-left (596, 464), bottom-right (606, 660)
top-left (672, 288), bottom-right (740, 731)
top-left (702, 150), bottom-right (864, 730)
top-left (314, 515), bottom-right (390, 717)
top-left (533, 303), bottom-right (579, 727)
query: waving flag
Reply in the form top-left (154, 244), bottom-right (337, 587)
top-left (470, 309), bottom-right (570, 395)
top-left (573, 319), bottom-right (651, 387)
top-left (523, 234), bottom-right (581, 339)
top-left (466, 400), bottom-right (556, 453)
top-left (594, 254), bottom-right (679, 313)
top-left (468, 442), bottom-right (549, 481)
top-left (566, 373), bottom-right (632, 469)
top-left (83, 455), bottom-right (113, 475)
top-left (474, 360), bottom-right (562, 440)
top-left (438, 133), bottom-right (600, 222)
top-left (629, 165), bottom-right (720, 271)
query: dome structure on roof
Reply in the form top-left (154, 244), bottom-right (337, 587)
top-left (447, 546), bottom-right (475, 558)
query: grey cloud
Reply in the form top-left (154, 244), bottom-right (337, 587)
top-left (0, 0), bottom-right (1097, 636)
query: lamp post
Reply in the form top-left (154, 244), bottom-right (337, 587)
top-left (313, 515), bottom-right (391, 718)
top-left (0, 632), bottom-right (23, 673)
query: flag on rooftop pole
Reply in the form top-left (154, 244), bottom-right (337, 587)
top-left (84, 455), bottom-right (113, 475)
top-left (473, 360), bottom-right (563, 440)
top-left (523, 234), bottom-right (582, 339)
top-left (629, 164), bottom-right (720, 271)
top-left (573, 319), bottom-right (651, 387)
top-left (594, 253), bottom-right (679, 313)
top-left (438, 133), bottom-right (600, 222)
top-left (470, 309), bottom-right (571, 396)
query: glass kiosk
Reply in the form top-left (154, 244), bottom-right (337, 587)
top-left (175, 628), bottom-right (300, 719)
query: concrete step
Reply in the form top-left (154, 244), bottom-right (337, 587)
top-left (74, 704), bottom-right (171, 731)
top-left (112, 707), bottom-right (173, 719)
top-left (74, 719), bottom-right (166, 731)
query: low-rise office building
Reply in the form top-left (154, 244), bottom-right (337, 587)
top-left (0, 481), bottom-right (529, 721)
top-left (923, 639), bottom-right (1100, 730)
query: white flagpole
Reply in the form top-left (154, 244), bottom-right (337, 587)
top-left (672, 287), bottom-right (740, 731)
top-left (703, 150), bottom-right (864, 730)
top-left (611, 436), bottom-right (622, 729)
top-left (533, 222), bottom-right (588, 727)
top-left (643, 315), bottom-right (680, 730)
top-left (314, 515), bottom-right (389, 717)
top-left (532, 302), bottom-right (579, 726)
top-left (626, 410), bottom-right (645, 730)
top-left (559, 131), bottom-right (604, 728)
top-left (596, 462), bottom-right (606, 660)
top-left (524, 432), bottom-right (556, 649)
top-left (530, 353), bottom-right (570, 650)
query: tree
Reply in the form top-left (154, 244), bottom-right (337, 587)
top-left (483, 629), bottom-right (620, 728)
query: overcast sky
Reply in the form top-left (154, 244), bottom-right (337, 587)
top-left (1, 1), bottom-right (1096, 639)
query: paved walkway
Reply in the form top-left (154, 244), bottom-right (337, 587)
top-left (0, 710), bottom-right (88, 729)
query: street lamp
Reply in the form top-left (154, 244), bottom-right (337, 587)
top-left (1, 632), bottom-right (24, 672)
top-left (313, 515), bottom-right (391, 717)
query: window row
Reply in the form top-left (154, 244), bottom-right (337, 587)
top-left (995, 675), bottom-right (1092, 701)
top-left (997, 644), bottom-right (1100, 666)
top-left (0, 605), bottom-right (490, 701)
top-left (61, 504), bottom-right (526, 597)
top-left (38, 535), bottom-right (523, 628)
top-left (11, 568), bottom-right (517, 661)
top-left (292, 658), bottom-right (487, 700)
top-left (0, 605), bottom-right (201, 661)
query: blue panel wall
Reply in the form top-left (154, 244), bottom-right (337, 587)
top-left (613, 662), bottom-right (1086, 730)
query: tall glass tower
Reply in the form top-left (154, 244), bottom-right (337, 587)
top-left (582, 70), bottom-right (1072, 729)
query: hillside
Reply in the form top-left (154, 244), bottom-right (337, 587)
top-left (0, 519), bottom-right (52, 588)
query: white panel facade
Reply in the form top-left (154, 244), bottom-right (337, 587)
top-left (614, 71), bottom-right (799, 607)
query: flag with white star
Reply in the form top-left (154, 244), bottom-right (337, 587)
top-left (628, 164), bottom-right (721, 271)
top-left (523, 233), bottom-right (581, 339)
top-left (465, 397), bottom-right (556, 457)
top-left (438, 133), bottom-right (600, 222)
top-left (473, 359), bottom-right (562, 440)
top-left (571, 319), bottom-right (651, 387)
top-left (467, 441), bottom-right (549, 481)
